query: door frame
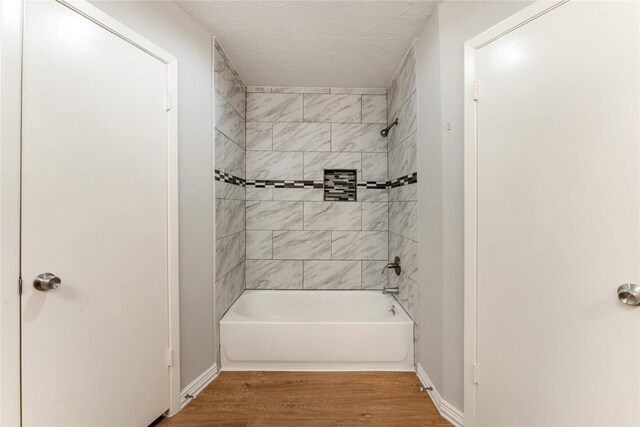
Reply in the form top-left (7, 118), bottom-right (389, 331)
top-left (463, 1), bottom-right (568, 426)
top-left (0, 0), bottom-right (181, 422)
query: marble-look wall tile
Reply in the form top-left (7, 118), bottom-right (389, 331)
top-left (303, 261), bottom-right (361, 289)
top-left (246, 122), bottom-right (272, 151)
top-left (273, 122), bottom-right (331, 152)
top-left (362, 95), bottom-right (388, 124)
top-left (213, 47), bottom-right (225, 97)
top-left (330, 88), bottom-right (386, 95)
top-left (391, 273), bottom-right (418, 320)
top-left (246, 260), bottom-right (303, 289)
top-left (361, 153), bottom-right (387, 181)
top-left (273, 188), bottom-right (323, 201)
top-left (215, 91), bottom-right (245, 147)
top-left (246, 93), bottom-right (303, 122)
top-left (215, 231), bottom-right (245, 278)
top-left (303, 152), bottom-right (361, 180)
top-left (358, 188), bottom-right (388, 202)
top-left (389, 137), bottom-right (408, 179)
top-left (246, 86), bottom-right (271, 93)
top-left (331, 124), bottom-right (386, 153)
top-left (215, 260), bottom-right (245, 321)
top-left (389, 232), bottom-right (417, 283)
top-left (304, 202), bottom-right (361, 231)
top-left (389, 184), bottom-right (416, 202)
top-left (362, 261), bottom-right (389, 289)
top-left (224, 62), bottom-right (245, 118)
top-left (389, 93), bottom-right (416, 150)
top-left (246, 201), bottom-right (303, 230)
top-left (362, 202), bottom-right (388, 231)
top-left (215, 131), bottom-right (245, 177)
top-left (245, 187), bottom-right (273, 201)
top-left (246, 230), bottom-right (272, 259)
top-left (216, 180), bottom-right (245, 201)
top-left (272, 230), bottom-right (331, 260)
top-left (389, 201), bottom-right (417, 240)
top-left (215, 199), bottom-right (245, 239)
top-left (407, 133), bottom-right (417, 174)
top-left (303, 94), bottom-right (361, 123)
top-left (272, 87), bottom-right (330, 94)
top-left (388, 44), bottom-right (416, 119)
top-left (246, 151), bottom-right (303, 180)
top-left (332, 231), bottom-right (388, 260)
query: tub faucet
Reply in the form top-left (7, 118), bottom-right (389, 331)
top-left (383, 287), bottom-right (400, 295)
top-left (381, 256), bottom-right (401, 276)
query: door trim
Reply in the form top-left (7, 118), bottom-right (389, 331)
top-left (463, 1), bottom-right (568, 426)
top-left (0, 0), bottom-right (181, 422)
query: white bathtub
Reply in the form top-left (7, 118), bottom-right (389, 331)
top-left (220, 290), bottom-right (414, 371)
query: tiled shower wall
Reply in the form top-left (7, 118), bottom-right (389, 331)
top-left (244, 87), bottom-right (391, 290)
top-left (387, 44), bottom-right (418, 320)
top-left (213, 41), bottom-right (246, 339)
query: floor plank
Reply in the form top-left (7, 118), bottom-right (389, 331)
top-left (159, 372), bottom-right (451, 426)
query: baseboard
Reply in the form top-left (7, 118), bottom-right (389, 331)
top-left (416, 364), bottom-right (464, 427)
top-left (179, 364), bottom-right (219, 411)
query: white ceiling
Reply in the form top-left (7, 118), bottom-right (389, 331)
top-left (177, 1), bottom-right (437, 88)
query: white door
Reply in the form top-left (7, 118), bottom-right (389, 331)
top-left (472, 1), bottom-right (639, 426)
top-left (21, 1), bottom-right (171, 425)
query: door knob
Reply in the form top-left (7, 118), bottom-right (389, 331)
top-left (33, 273), bottom-right (61, 292)
top-left (617, 283), bottom-right (640, 306)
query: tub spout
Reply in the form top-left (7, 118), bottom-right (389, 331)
top-left (381, 256), bottom-right (401, 276)
top-left (383, 287), bottom-right (400, 295)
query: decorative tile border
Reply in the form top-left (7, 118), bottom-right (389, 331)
top-left (214, 170), bottom-right (417, 190)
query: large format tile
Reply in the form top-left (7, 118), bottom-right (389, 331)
top-left (331, 124), bottom-right (386, 152)
top-left (273, 188), bottom-right (323, 201)
top-left (273, 122), bottom-right (331, 152)
top-left (246, 151), bottom-right (303, 180)
top-left (389, 201), bottom-right (417, 240)
top-left (272, 87), bottom-right (330, 94)
top-left (303, 94), bottom-right (361, 123)
top-left (246, 260), bottom-right (303, 289)
top-left (215, 231), bottom-right (245, 278)
top-left (389, 92), bottom-right (416, 150)
top-left (330, 88), bottom-right (386, 95)
top-left (246, 93), bottom-right (303, 122)
top-left (215, 261), bottom-right (245, 320)
top-left (246, 122), bottom-right (272, 151)
top-left (358, 188), bottom-right (388, 202)
top-left (362, 153), bottom-right (387, 181)
top-left (389, 184), bottom-right (416, 202)
top-left (388, 44), bottom-right (416, 119)
top-left (362, 261), bottom-right (389, 289)
top-left (215, 180), bottom-right (245, 201)
top-left (246, 230), bottom-right (272, 259)
top-left (224, 62), bottom-right (245, 118)
top-left (304, 202), bottom-right (361, 231)
top-left (303, 261), bottom-right (361, 289)
top-left (362, 95), bottom-right (388, 124)
top-left (389, 232), bottom-right (417, 283)
top-left (245, 187), bottom-right (273, 201)
top-left (215, 91), bottom-right (245, 147)
top-left (362, 202), bottom-right (388, 231)
top-left (389, 137), bottom-right (408, 179)
top-left (213, 47), bottom-right (225, 97)
top-left (215, 199), bottom-right (245, 239)
top-left (303, 152), bottom-right (361, 180)
top-left (272, 230), bottom-right (331, 260)
top-left (215, 131), bottom-right (245, 177)
top-left (246, 201), bottom-right (303, 230)
top-left (331, 231), bottom-right (388, 260)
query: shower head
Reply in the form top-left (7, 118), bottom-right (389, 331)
top-left (380, 118), bottom-right (398, 138)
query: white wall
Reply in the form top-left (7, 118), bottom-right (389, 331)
top-left (91, 1), bottom-right (215, 389)
top-left (415, 0), bottom-right (533, 413)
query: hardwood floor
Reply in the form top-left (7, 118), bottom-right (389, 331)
top-left (159, 371), bottom-right (450, 426)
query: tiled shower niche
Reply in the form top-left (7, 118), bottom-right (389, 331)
top-left (324, 169), bottom-right (357, 201)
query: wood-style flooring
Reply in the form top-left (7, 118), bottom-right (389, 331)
top-left (158, 371), bottom-right (450, 426)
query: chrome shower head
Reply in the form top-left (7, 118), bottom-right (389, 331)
top-left (380, 118), bottom-right (398, 138)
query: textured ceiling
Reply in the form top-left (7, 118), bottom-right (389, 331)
top-left (177, 1), bottom-right (437, 88)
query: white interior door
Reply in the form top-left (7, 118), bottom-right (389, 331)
top-left (473, 1), bottom-right (639, 426)
top-left (21, 1), bottom-right (171, 425)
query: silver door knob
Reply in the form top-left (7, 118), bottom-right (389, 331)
top-left (33, 273), bottom-right (61, 292)
top-left (617, 283), bottom-right (640, 306)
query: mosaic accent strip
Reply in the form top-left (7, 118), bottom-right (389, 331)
top-left (215, 170), bottom-right (246, 187)
top-left (215, 170), bottom-right (417, 189)
top-left (324, 169), bottom-right (357, 202)
top-left (389, 172), bottom-right (417, 188)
